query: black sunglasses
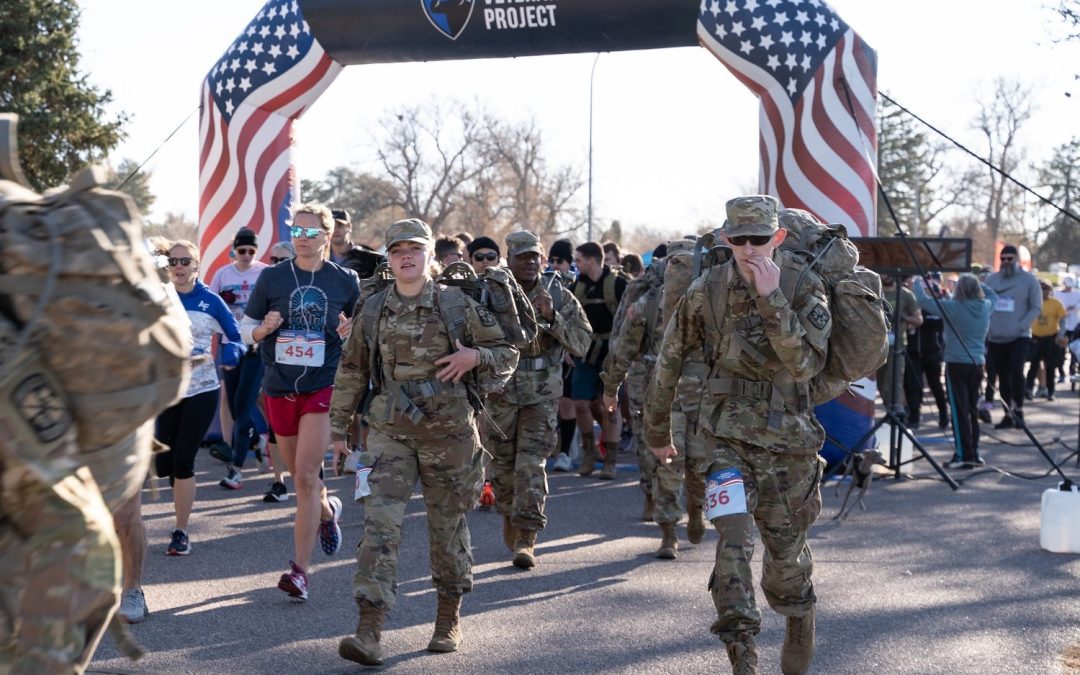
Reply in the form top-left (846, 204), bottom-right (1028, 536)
top-left (473, 252), bottom-right (498, 262)
top-left (235, 247), bottom-right (257, 255)
top-left (167, 257), bottom-right (193, 267)
top-left (269, 256), bottom-right (290, 264)
top-left (728, 234), bottom-right (773, 247)
top-left (1000, 256), bottom-right (1016, 262)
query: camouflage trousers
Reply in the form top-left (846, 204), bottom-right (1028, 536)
top-left (0, 463), bottom-right (120, 674)
top-left (487, 397), bottom-right (553, 531)
top-left (353, 427), bottom-right (484, 609)
top-left (702, 434), bottom-right (823, 643)
top-left (652, 402), bottom-right (707, 524)
top-left (627, 363), bottom-right (656, 496)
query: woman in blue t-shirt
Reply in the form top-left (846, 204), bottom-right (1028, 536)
top-left (155, 240), bottom-right (244, 556)
top-left (242, 204), bottom-right (360, 600)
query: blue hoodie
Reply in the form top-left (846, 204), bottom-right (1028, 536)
top-left (178, 279), bottom-right (244, 397)
top-left (913, 282), bottom-right (997, 365)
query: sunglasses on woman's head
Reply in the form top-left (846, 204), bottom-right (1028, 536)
top-left (167, 257), bottom-right (193, 267)
top-left (235, 247), bottom-right (257, 255)
top-left (473, 252), bottom-right (498, 262)
top-left (727, 235), bottom-right (773, 247)
top-left (290, 225), bottom-right (325, 239)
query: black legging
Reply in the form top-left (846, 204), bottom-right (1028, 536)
top-left (986, 338), bottom-right (1030, 417)
top-left (946, 363), bottom-right (983, 463)
top-left (904, 352), bottom-right (948, 423)
top-left (155, 389), bottom-right (219, 480)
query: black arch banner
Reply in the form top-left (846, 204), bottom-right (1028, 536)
top-left (302, 0), bottom-right (701, 65)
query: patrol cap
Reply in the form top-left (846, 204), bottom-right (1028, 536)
top-left (385, 218), bottom-right (433, 249)
top-left (722, 195), bottom-right (780, 237)
top-left (505, 230), bottom-right (544, 257)
top-left (664, 239), bottom-right (697, 258)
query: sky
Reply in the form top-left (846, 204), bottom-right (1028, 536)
top-left (76, 0), bottom-right (1079, 242)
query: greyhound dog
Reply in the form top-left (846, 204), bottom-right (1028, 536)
top-left (833, 449), bottom-right (887, 520)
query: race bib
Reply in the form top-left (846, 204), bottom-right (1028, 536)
top-left (275, 329), bottom-right (325, 367)
top-left (704, 467), bottom-right (749, 521)
top-left (995, 297), bottom-right (1015, 313)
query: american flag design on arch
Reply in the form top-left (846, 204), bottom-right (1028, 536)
top-left (697, 0), bottom-right (878, 235)
top-left (199, 0), bottom-right (343, 282)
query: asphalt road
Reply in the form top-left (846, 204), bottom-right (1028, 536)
top-left (90, 393), bottom-right (1080, 674)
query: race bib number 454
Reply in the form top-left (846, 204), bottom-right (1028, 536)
top-left (705, 468), bottom-right (749, 521)
top-left (275, 329), bottom-right (325, 367)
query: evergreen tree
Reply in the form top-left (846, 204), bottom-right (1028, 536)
top-left (104, 158), bottom-right (155, 216)
top-left (876, 99), bottom-right (952, 236)
top-left (1033, 137), bottom-right (1080, 268)
top-left (0, 0), bottom-right (127, 191)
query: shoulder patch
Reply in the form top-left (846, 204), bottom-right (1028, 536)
top-left (15, 373), bottom-right (73, 443)
top-left (476, 306), bottom-right (497, 327)
top-left (807, 303), bottom-right (831, 331)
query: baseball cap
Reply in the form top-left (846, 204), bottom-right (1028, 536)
top-left (384, 218), bottom-right (432, 249)
top-left (665, 239), bottom-right (697, 258)
top-left (505, 231), bottom-right (544, 258)
top-left (722, 195), bottom-right (780, 237)
top-left (331, 209), bottom-right (351, 226)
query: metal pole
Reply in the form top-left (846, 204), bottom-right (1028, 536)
top-left (587, 53), bottom-right (600, 243)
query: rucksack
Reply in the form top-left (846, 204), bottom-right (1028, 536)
top-left (0, 163), bottom-right (192, 452)
top-left (438, 262), bottom-right (538, 351)
top-left (697, 212), bottom-right (889, 405)
top-left (611, 264), bottom-right (661, 338)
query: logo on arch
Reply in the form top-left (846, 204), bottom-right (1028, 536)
top-left (422, 0), bottom-right (475, 41)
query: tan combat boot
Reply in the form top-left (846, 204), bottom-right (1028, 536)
top-left (780, 606), bottom-right (815, 675)
top-left (512, 529), bottom-right (537, 569)
top-left (597, 443), bottom-right (617, 480)
top-left (578, 433), bottom-right (598, 476)
top-left (687, 499), bottom-right (705, 544)
top-left (642, 493), bottom-right (655, 522)
top-left (338, 598), bottom-right (386, 666)
top-left (726, 637), bottom-right (759, 675)
top-left (426, 593), bottom-right (463, 653)
top-left (502, 515), bottom-right (519, 552)
top-left (656, 521), bottom-right (678, 559)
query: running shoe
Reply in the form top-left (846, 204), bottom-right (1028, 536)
top-left (208, 442), bottom-right (233, 464)
top-left (117, 588), bottom-right (149, 624)
top-left (552, 452), bottom-right (572, 472)
top-left (263, 481), bottom-right (289, 503)
top-left (219, 467), bottom-right (242, 490)
top-left (167, 529), bottom-right (190, 556)
top-left (277, 561), bottom-right (308, 600)
top-left (478, 480), bottom-right (495, 510)
top-left (319, 496), bottom-right (343, 556)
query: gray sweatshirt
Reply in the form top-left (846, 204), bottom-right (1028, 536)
top-left (985, 268), bottom-right (1042, 343)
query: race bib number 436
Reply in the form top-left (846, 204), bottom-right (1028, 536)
top-left (705, 468), bottom-right (749, 521)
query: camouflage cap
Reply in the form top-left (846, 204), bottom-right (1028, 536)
top-left (385, 218), bottom-right (433, 249)
top-left (664, 239), bottom-right (697, 258)
top-left (722, 195), bottom-right (780, 237)
top-left (505, 230), bottom-right (544, 257)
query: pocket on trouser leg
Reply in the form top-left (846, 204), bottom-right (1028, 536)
top-left (709, 512), bottom-right (759, 639)
top-left (789, 458), bottom-right (824, 531)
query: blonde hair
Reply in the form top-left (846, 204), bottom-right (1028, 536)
top-left (291, 202), bottom-right (333, 260)
top-left (168, 239), bottom-right (201, 264)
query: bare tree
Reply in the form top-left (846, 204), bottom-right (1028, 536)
top-left (971, 78), bottom-right (1034, 244)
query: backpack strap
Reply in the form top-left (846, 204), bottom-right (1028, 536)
top-left (643, 287), bottom-right (661, 356)
top-left (701, 264), bottom-right (730, 372)
top-left (361, 287), bottom-right (391, 395)
top-left (603, 271), bottom-right (619, 315)
top-left (433, 285), bottom-right (483, 414)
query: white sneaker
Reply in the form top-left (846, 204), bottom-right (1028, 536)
top-left (219, 467), bottom-right (242, 490)
top-left (117, 588), bottom-right (148, 624)
top-left (552, 452), bottom-right (572, 472)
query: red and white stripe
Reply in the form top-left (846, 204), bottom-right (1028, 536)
top-left (197, 36), bottom-right (342, 283)
top-left (699, 25), bottom-right (878, 236)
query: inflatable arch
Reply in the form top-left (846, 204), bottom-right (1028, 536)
top-left (198, 0), bottom-right (877, 280)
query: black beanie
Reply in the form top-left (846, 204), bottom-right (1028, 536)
top-left (652, 243), bottom-right (668, 259)
top-left (233, 228), bottom-right (257, 248)
top-left (548, 239), bottom-right (573, 261)
top-left (468, 236), bottom-right (500, 257)
top-left (1000, 244), bottom-right (1019, 257)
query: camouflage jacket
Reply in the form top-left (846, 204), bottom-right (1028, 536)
top-left (600, 285), bottom-right (663, 398)
top-left (491, 276), bottom-right (592, 407)
top-left (643, 250), bottom-right (830, 454)
top-left (330, 278), bottom-right (517, 440)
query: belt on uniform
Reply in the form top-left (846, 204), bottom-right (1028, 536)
top-left (385, 379), bottom-right (468, 425)
top-left (516, 356), bottom-right (551, 372)
top-left (706, 370), bottom-right (809, 430)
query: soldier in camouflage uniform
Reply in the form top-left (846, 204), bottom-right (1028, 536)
top-left (488, 231), bottom-right (592, 570)
top-left (644, 196), bottom-right (830, 675)
top-left (600, 254), bottom-right (665, 519)
top-left (330, 218), bottom-right (517, 667)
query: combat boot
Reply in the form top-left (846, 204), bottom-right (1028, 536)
top-left (725, 637), bottom-right (759, 675)
top-left (502, 515), bottom-right (519, 552)
top-left (687, 500), bottom-right (705, 544)
top-left (642, 493), bottom-right (655, 522)
top-left (656, 521), bottom-right (678, 559)
top-left (427, 593), bottom-right (463, 653)
top-left (780, 606), bottom-right (815, 675)
top-left (598, 443), bottom-right (617, 480)
top-left (338, 598), bottom-right (386, 666)
top-left (578, 434), bottom-right (598, 476)
top-left (512, 529), bottom-right (537, 569)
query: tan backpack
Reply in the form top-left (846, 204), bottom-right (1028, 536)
top-left (0, 116), bottom-right (191, 455)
